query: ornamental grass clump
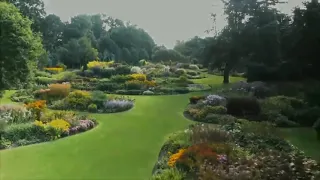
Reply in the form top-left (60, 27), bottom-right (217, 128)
top-left (0, 104), bottom-right (33, 124)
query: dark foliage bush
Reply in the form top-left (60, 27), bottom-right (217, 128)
top-left (115, 90), bottom-right (143, 95)
top-left (247, 62), bottom-right (313, 82)
top-left (97, 82), bottom-right (123, 92)
top-left (260, 111), bottom-right (299, 127)
top-left (226, 97), bottom-right (261, 117)
top-left (110, 75), bottom-right (133, 83)
top-left (305, 85), bottom-right (320, 106)
top-left (313, 119), bottom-right (320, 140)
top-left (115, 65), bottom-right (131, 75)
top-left (83, 70), bottom-right (95, 77)
top-left (294, 107), bottom-right (320, 126)
top-left (99, 68), bottom-right (116, 78)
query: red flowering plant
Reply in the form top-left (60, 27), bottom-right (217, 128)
top-left (174, 143), bottom-right (223, 173)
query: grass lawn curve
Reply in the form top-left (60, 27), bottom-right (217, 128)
top-left (0, 92), bottom-right (193, 180)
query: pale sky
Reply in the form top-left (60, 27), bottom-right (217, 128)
top-left (43, 0), bottom-right (304, 49)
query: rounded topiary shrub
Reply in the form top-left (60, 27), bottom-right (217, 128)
top-left (175, 69), bottom-right (186, 76)
top-left (189, 64), bottom-right (199, 70)
top-left (88, 103), bottom-right (98, 113)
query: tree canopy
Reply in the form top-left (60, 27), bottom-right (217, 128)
top-left (0, 2), bottom-right (44, 89)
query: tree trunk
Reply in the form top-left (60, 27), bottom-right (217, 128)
top-left (223, 63), bottom-right (230, 84)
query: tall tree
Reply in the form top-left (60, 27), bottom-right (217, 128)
top-left (0, 2), bottom-right (44, 89)
top-left (0, 0), bottom-right (46, 32)
top-left (41, 14), bottom-right (65, 53)
top-left (56, 37), bottom-right (98, 68)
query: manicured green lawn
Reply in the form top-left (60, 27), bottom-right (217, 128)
top-left (281, 128), bottom-right (320, 162)
top-left (0, 93), bottom-right (193, 180)
top-left (1, 80), bottom-right (319, 179)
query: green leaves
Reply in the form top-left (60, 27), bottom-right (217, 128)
top-left (0, 2), bottom-right (44, 89)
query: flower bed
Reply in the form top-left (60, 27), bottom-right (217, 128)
top-left (185, 93), bottom-right (320, 129)
top-left (0, 103), bottom-right (97, 150)
top-left (49, 90), bottom-right (134, 113)
top-left (151, 120), bottom-right (320, 180)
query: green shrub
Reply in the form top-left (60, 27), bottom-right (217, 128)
top-left (59, 71), bottom-right (77, 81)
top-left (56, 63), bottom-right (67, 70)
top-left (100, 68), bottom-right (116, 78)
top-left (313, 119), bottom-right (320, 140)
top-left (115, 90), bottom-right (143, 95)
top-left (90, 91), bottom-right (107, 108)
top-left (125, 81), bottom-right (144, 90)
top-left (97, 82), bottom-right (123, 92)
top-left (261, 111), bottom-right (299, 127)
top-left (115, 65), bottom-right (131, 75)
top-left (36, 77), bottom-right (57, 85)
top-left (35, 71), bottom-right (52, 78)
top-left (83, 70), bottom-right (95, 77)
top-left (110, 75), bottom-right (132, 83)
top-left (204, 114), bottom-right (236, 124)
top-left (175, 69), bottom-right (186, 76)
top-left (186, 70), bottom-right (198, 76)
top-left (65, 91), bottom-right (92, 110)
top-left (88, 104), bottom-right (98, 113)
top-left (143, 90), bottom-right (154, 95)
top-left (188, 64), bottom-right (199, 70)
top-left (205, 105), bottom-right (227, 115)
top-left (2, 123), bottom-right (47, 142)
top-left (226, 97), bottom-right (261, 117)
top-left (294, 107), bottom-right (320, 126)
top-left (151, 168), bottom-right (185, 180)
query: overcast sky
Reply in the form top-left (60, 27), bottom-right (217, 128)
top-left (43, 0), bottom-right (304, 48)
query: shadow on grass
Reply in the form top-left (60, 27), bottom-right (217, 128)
top-left (280, 127), bottom-right (320, 162)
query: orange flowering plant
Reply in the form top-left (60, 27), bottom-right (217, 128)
top-left (25, 100), bottom-right (47, 120)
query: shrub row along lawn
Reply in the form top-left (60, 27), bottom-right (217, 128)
top-left (0, 91), bottom-right (192, 180)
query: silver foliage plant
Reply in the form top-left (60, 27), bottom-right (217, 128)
top-left (204, 95), bottom-right (227, 106)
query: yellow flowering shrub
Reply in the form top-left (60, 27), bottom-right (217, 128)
top-left (48, 119), bottom-right (71, 132)
top-left (44, 67), bottom-right (64, 74)
top-left (34, 120), bottom-right (45, 127)
top-left (65, 90), bottom-right (91, 110)
top-left (144, 80), bottom-right (156, 87)
top-left (130, 74), bottom-right (146, 81)
top-left (168, 149), bottom-right (186, 167)
top-left (87, 60), bottom-right (114, 69)
top-left (34, 119), bottom-right (71, 140)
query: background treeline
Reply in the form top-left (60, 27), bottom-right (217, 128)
top-left (173, 0), bottom-right (320, 83)
top-left (1, 0), bottom-right (320, 90)
top-left (0, 0), bottom-right (191, 89)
